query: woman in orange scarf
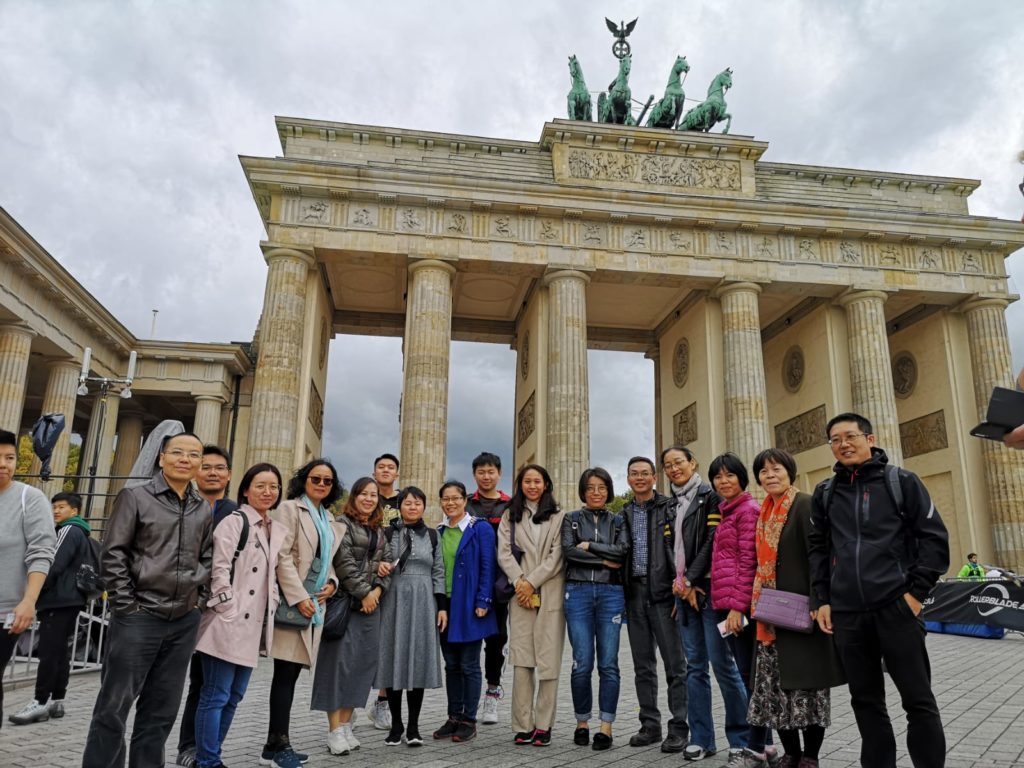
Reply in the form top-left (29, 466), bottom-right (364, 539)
top-left (742, 449), bottom-right (844, 768)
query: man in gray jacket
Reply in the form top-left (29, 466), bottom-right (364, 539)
top-left (0, 428), bottom-right (55, 729)
top-left (82, 432), bottom-right (213, 768)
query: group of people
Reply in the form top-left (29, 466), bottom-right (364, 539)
top-left (0, 409), bottom-right (955, 768)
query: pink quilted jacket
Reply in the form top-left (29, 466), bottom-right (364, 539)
top-left (710, 492), bottom-right (760, 612)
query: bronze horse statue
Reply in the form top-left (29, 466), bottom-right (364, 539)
top-left (597, 53), bottom-right (635, 125)
top-left (566, 55), bottom-right (592, 121)
top-left (645, 55), bottom-right (689, 129)
top-left (678, 67), bottom-right (733, 134)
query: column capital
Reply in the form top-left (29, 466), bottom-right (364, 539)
top-left (712, 281), bottom-right (763, 300)
top-left (408, 258), bottom-right (456, 277)
top-left (957, 296), bottom-right (1010, 315)
top-left (836, 289), bottom-right (891, 308)
top-left (261, 246), bottom-right (316, 269)
top-left (644, 346), bottom-right (660, 361)
top-left (542, 268), bottom-right (591, 287)
top-left (0, 323), bottom-right (36, 339)
top-left (45, 357), bottom-right (81, 374)
top-left (194, 394), bottom-right (225, 404)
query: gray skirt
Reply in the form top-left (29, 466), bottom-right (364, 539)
top-left (310, 608), bottom-right (380, 712)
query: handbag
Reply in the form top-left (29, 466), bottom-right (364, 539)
top-left (493, 520), bottom-right (524, 603)
top-left (751, 587), bottom-right (813, 633)
top-left (274, 556), bottom-right (322, 629)
top-left (321, 594), bottom-right (357, 641)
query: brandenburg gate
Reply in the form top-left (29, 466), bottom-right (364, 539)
top-left (241, 116), bottom-right (1024, 572)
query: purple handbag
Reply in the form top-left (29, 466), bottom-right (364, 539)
top-left (751, 587), bottom-right (813, 633)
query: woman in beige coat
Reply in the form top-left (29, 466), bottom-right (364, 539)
top-left (497, 463), bottom-right (566, 747)
top-left (262, 459), bottom-right (345, 768)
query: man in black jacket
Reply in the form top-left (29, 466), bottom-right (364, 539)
top-left (809, 413), bottom-right (949, 768)
top-left (82, 432), bottom-right (213, 768)
top-left (8, 492), bottom-right (90, 725)
top-left (621, 456), bottom-right (689, 754)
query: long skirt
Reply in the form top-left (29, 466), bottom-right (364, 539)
top-left (310, 609), bottom-right (379, 711)
top-left (747, 641), bottom-right (830, 729)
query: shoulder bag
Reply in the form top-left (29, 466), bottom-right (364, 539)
top-left (274, 555), bottom-right (321, 629)
top-left (751, 586), bottom-right (813, 633)
top-left (493, 519), bottom-right (523, 603)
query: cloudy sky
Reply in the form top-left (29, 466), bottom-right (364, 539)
top-left (2, 1), bottom-right (1022, 495)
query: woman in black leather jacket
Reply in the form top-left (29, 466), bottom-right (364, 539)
top-left (560, 467), bottom-right (630, 751)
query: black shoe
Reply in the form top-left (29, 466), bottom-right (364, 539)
top-left (593, 732), bottom-right (613, 751)
top-left (405, 728), bottom-right (423, 747)
top-left (661, 733), bottom-right (688, 753)
top-left (384, 726), bottom-right (404, 746)
top-left (574, 727), bottom-right (590, 746)
top-left (629, 727), bottom-right (663, 747)
top-left (452, 721), bottom-right (477, 742)
top-left (433, 717), bottom-right (459, 740)
top-left (515, 731), bottom-right (535, 745)
top-left (532, 729), bottom-right (551, 746)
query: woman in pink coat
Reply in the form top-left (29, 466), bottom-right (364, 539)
top-left (192, 462), bottom-right (283, 768)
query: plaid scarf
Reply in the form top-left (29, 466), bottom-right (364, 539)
top-left (751, 485), bottom-right (797, 644)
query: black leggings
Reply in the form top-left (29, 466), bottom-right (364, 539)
top-left (34, 607), bottom-right (80, 702)
top-left (778, 725), bottom-right (825, 760)
top-left (387, 688), bottom-right (425, 732)
top-left (265, 659), bottom-right (304, 750)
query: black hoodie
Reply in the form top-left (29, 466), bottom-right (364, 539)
top-left (808, 448), bottom-right (949, 611)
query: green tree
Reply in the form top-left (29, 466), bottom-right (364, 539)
top-left (607, 492), bottom-right (632, 514)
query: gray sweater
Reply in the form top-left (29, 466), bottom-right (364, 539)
top-left (0, 481), bottom-right (56, 614)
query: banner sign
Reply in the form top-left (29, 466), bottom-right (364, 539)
top-left (922, 580), bottom-right (1024, 631)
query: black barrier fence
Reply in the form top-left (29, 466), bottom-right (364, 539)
top-left (922, 579), bottom-right (1024, 631)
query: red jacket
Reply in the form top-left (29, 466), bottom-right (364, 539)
top-left (709, 492), bottom-right (759, 613)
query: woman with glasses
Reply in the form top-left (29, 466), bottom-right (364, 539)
top-left (432, 480), bottom-right (497, 744)
top-left (743, 449), bottom-right (844, 768)
top-left (376, 486), bottom-right (445, 747)
top-left (261, 459), bottom-right (345, 768)
top-left (561, 467), bottom-right (629, 751)
top-left (498, 464), bottom-right (565, 747)
top-left (192, 463), bottom-right (283, 768)
top-left (312, 476), bottom-right (392, 756)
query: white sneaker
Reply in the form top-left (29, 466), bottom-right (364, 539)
top-left (327, 727), bottom-right (350, 756)
top-left (480, 686), bottom-right (502, 724)
top-left (341, 722), bottom-right (360, 750)
top-left (368, 698), bottom-right (391, 730)
top-left (8, 699), bottom-right (50, 725)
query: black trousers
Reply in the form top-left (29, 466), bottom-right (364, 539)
top-left (0, 628), bottom-right (20, 726)
top-left (624, 580), bottom-right (689, 738)
top-left (35, 606), bottom-right (81, 702)
top-left (81, 609), bottom-right (200, 768)
top-left (483, 599), bottom-right (509, 687)
top-left (176, 653), bottom-right (205, 753)
top-left (832, 596), bottom-right (945, 768)
top-left (265, 658), bottom-right (304, 751)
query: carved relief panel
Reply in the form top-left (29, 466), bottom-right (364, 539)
top-left (673, 402), bottom-right (698, 445)
top-left (517, 391), bottom-right (536, 447)
top-left (774, 405), bottom-right (827, 455)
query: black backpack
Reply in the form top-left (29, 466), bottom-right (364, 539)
top-left (75, 536), bottom-right (105, 602)
top-left (216, 510), bottom-right (250, 584)
top-left (817, 464), bottom-right (916, 559)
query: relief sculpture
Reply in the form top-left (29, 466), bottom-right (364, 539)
top-left (774, 405), bottom-right (827, 455)
top-left (900, 410), bottom-right (948, 459)
top-left (566, 149), bottom-right (740, 191)
top-left (517, 391), bottom-right (536, 447)
top-left (673, 402), bottom-right (698, 445)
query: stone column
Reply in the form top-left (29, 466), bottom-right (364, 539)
top-left (79, 392), bottom-right (120, 521)
top-left (193, 395), bottom-right (224, 446)
top-left (837, 290), bottom-right (903, 465)
top-left (962, 298), bottom-right (1024, 572)
top-left (543, 269), bottom-right (590, 509)
top-left (715, 282), bottom-right (772, 470)
top-left (399, 259), bottom-right (455, 520)
top-left (246, 248), bottom-right (315, 473)
top-left (646, 346), bottom-right (665, 494)
top-left (30, 359), bottom-right (81, 497)
top-left (0, 324), bottom-right (34, 433)
top-left (111, 413), bottom-right (144, 493)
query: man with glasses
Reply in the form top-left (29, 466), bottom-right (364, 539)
top-left (809, 413), bottom-right (949, 768)
top-left (83, 433), bottom-right (214, 768)
top-left (175, 446), bottom-right (238, 766)
top-left (621, 456), bottom-right (689, 754)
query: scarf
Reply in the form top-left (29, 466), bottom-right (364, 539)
top-left (672, 472), bottom-right (703, 588)
top-left (751, 485), bottom-right (797, 644)
top-left (303, 494), bottom-right (335, 627)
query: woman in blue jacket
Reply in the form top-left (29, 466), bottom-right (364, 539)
top-left (431, 480), bottom-right (497, 744)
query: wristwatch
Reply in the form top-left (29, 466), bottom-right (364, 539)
top-left (683, 579), bottom-right (692, 589)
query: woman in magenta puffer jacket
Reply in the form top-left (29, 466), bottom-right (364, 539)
top-left (709, 452), bottom-right (779, 765)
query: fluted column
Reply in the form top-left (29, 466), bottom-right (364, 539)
top-left (962, 298), bottom-right (1024, 572)
top-left (0, 324), bottom-right (34, 433)
top-left (837, 291), bottom-right (902, 465)
top-left (110, 413), bottom-right (144, 494)
top-left (544, 269), bottom-right (590, 509)
top-left (646, 346), bottom-right (665, 493)
top-left (715, 282), bottom-right (771, 469)
top-left (80, 392), bottom-right (120, 520)
top-left (29, 359), bottom-right (81, 497)
top-left (399, 259), bottom-right (455, 520)
top-left (246, 248), bottom-right (315, 474)
top-left (193, 395), bottom-right (224, 446)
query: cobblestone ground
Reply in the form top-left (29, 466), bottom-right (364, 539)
top-left (1, 631), bottom-right (1021, 767)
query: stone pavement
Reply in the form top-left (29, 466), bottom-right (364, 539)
top-left (1, 630), bottom-right (1022, 767)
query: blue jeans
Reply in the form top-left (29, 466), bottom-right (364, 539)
top-left (194, 653), bottom-right (252, 768)
top-left (440, 634), bottom-right (483, 722)
top-left (564, 582), bottom-right (625, 722)
top-left (676, 597), bottom-right (749, 751)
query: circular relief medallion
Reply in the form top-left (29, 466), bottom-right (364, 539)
top-left (672, 337), bottom-right (690, 388)
top-left (520, 331), bottom-right (530, 381)
top-left (318, 318), bottom-right (329, 370)
top-left (892, 352), bottom-right (917, 399)
top-left (783, 345), bottom-right (805, 393)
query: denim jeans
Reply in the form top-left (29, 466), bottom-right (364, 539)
top-left (564, 581), bottom-right (625, 722)
top-left (717, 609), bottom-right (773, 751)
top-left (440, 634), bottom-right (483, 722)
top-left (676, 597), bottom-right (749, 751)
top-left (195, 652), bottom-right (253, 768)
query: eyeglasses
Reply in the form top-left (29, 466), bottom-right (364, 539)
top-left (829, 433), bottom-right (869, 447)
top-left (251, 483), bottom-right (280, 493)
top-left (164, 449), bottom-right (202, 461)
top-left (663, 460), bottom-right (690, 471)
top-left (308, 476), bottom-right (333, 487)
top-left (628, 471), bottom-right (653, 479)
top-left (585, 485), bottom-right (608, 494)
top-left (440, 496), bottom-right (464, 504)
top-left (201, 463), bottom-right (229, 472)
